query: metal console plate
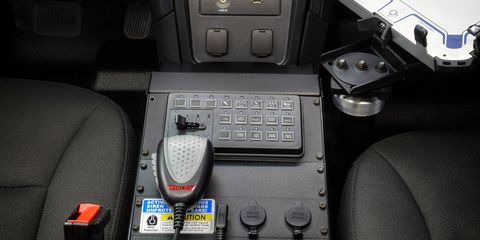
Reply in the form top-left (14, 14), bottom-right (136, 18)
top-left (128, 73), bottom-right (329, 239)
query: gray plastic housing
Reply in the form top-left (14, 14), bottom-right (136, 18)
top-left (188, 0), bottom-right (293, 64)
top-left (128, 72), bottom-right (329, 240)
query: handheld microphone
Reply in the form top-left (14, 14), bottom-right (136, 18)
top-left (154, 135), bottom-right (215, 240)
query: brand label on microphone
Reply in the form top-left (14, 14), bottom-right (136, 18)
top-left (140, 198), bottom-right (215, 234)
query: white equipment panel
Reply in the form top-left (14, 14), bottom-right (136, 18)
top-left (340, 0), bottom-right (480, 70)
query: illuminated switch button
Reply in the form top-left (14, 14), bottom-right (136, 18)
top-left (220, 99), bottom-right (233, 109)
top-left (250, 131), bottom-right (263, 141)
top-left (235, 131), bottom-right (247, 141)
top-left (281, 116), bottom-right (295, 126)
top-left (266, 115), bottom-right (279, 126)
top-left (235, 100), bottom-right (248, 109)
top-left (190, 99), bottom-right (202, 108)
top-left (205, 99), bottom-right (217, 108)
top-left (251, 100), bottom-right (263, 110)
top-left (281, 101), bottom-right (294, 111)
top-left (235, 115), bottom-right (248, 125)
top-left (174, 98), bottom-right (187, 108)
top-left (282, 132), bottom-right (295, 142)
top-left (250, 115), bottom-right (263, 125)
top-left (266, 100), bottom-right (279, 110)
top-left (218, 130), bottom-right (231, 140)
top-left (219, 114), bottom-right (232, 124)
top-left (266, 131), bottom-right (279, 141)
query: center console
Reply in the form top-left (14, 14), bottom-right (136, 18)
top-left (150, 0), bottom-right (331, 65)
top-left (128, 72), bottom-right (329, 239)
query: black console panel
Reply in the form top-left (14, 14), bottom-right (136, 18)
top-left (189, 0), bottom-right (293, 63)
top-left (149, 0), bottom-right (331, 64)
top-left (128, 72), bottom-right (329, 239)
top-left (165, 93), bottom-right (303, 156)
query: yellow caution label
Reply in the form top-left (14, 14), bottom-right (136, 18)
top-left (161, 214), bottom-right (212, 221)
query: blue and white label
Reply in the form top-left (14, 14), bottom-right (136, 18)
top-left (140, 199), bottom-right (215, 234)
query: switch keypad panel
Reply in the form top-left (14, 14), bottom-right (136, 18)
top-left (165, 93), bottom-right (303, 156)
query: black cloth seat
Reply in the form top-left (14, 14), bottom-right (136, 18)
top-left (0, 79), bottom-right (135, 239)
top-left (338, 130), bottom-right (480, 240)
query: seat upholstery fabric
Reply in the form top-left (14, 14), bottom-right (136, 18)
top-left (338, 130), bottom-right (480, 240)
top-left (0, 78), bottom-right (135, 240)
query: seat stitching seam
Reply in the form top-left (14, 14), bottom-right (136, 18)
top-left (349, 157), bottom-right (360, 240)
top-left (34, 98), bottom-right (108, 239)
top-left (371, 147), bottom-right (433, 240)
top-left (108, 101), bottom-right (133, 240)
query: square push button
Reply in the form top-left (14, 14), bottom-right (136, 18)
top-left (250, 131), bottom-right (263, 141)
top-left (266, 100), bottom-right (279, 110)
top-left (282, 116), bottom-right (295, 126)
top-left (252, 29), bottom-right (273, 57)
top-left (282, 132), bottom-right (295, 142)
top-left (251, 100), bottom-right (263, 110)
top-left (220, 99), bottom-right (233, 109)
top-left (218, 130), bottom-right (231, 140)
top-left (266, 131), bottom-right (279, 141)
top-left (235, 115), bottom-right (248, 125)
top-left (190, 99), bottom-right (202, 108)
top-left (235, 100), bottom-right (248, 109)
top-left (205, 99), bottom-right (217, 108)
top-left (281, 101), bottom-right (294, 111)
top-left (234, 131), bottom-right (247, 141)
top-left (250, 115), bottom-right (263, 125)
top-left (219, 114), bottom-right (232, 124)
top-left (207, 29), bottom-right (228, 56)
top-left (266, 115), bottom-right (279, 126)
top-left (174, 98), bottom-right (187, 108)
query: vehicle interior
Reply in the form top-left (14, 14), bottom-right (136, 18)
top-left (1, 0), bottom-right (480, 240)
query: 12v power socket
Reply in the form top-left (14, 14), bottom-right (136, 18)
top-left (240, 201), bottom-right (266, 239)
top-left (285, 202), bottom-right (311, 239)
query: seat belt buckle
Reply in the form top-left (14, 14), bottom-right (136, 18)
top-left (64, 203), bottom-right (111, 240)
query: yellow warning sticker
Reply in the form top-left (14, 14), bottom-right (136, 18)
top-left (140, 199), bottom-right (215, 234)
top-left (161, 214), bottom-right (212, 221)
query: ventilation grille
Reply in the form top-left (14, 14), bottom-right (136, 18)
top-left (165, 135), bottom-right (207, 184)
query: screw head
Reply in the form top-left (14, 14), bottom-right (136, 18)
top-left (375, 61), bottom-right (388, 73)
top-left (140, 162), bottom-right (147, 170)
top-left (142, 149), bottom-right (149, 156)
top-left (335, 58), bottom-right (348, 70)
top-left (135, 199), bottom-right (142, 206)
top-left (318, 188), bottom-right (326, 196)
top-left (379, 22), bottom-right (387, 32)
top-left (132, 224), bottom-right (139, 231)
top-left (356, 60), bottom-right (368, 71)
top-left (321, 227), bottom-right (328, 234)
top-left (319, 202), bottom-right (327, 209)
top-left (137, 186), bottom-right (144, 192)
top-left (313, 98), bottom-right (320, 106)
top-left (316, 152), bottom-right (323, 160)
top-left (317, 165), bottom-right (324, 173)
